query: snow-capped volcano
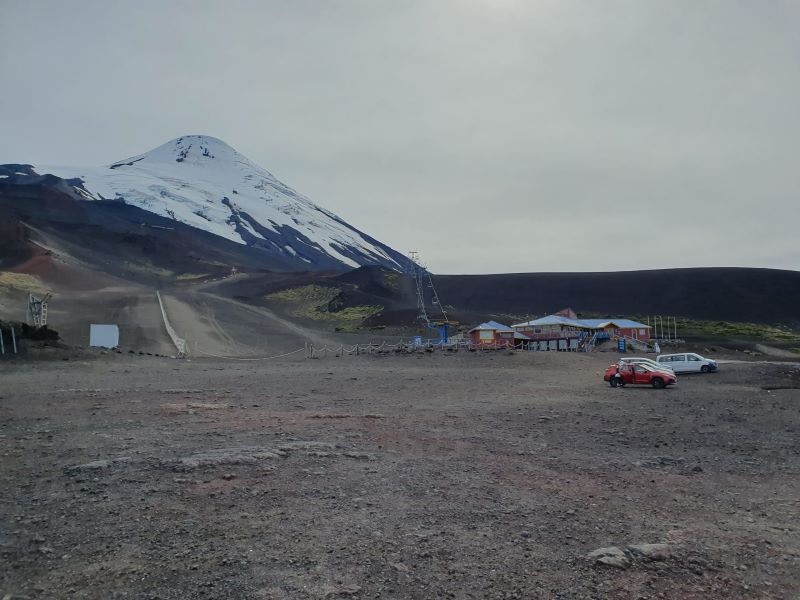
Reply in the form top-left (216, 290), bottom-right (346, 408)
top-left (20, 135), bottom-right (405, 270)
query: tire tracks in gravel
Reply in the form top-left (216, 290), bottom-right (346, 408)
top-left (203, 292), bottom-right (339, 347)
top-left (161, 289), bottom-right (338, 356)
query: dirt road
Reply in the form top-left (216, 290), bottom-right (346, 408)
top-left (1, 351), bottom-right (798, 599)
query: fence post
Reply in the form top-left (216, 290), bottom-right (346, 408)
top-left (11, 326), bottom-right (17, 354)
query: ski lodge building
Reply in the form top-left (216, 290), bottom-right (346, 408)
top-left (510, 309), bottom-right (651, 351)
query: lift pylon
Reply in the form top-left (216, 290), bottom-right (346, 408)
top-left (407, 251), bottom-right (458, 342)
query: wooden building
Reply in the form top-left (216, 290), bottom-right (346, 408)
top-left (511, 310), bottom-right (651, 350)
top-left (468, 321), bottom-right (530, 349)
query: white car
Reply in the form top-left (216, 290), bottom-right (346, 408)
top-left (619, 357), bottom-right (675, 372)
top-left (656, 352), bottom-right (718, 374)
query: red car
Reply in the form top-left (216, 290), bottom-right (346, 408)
top-left (604, 363), bottom-right (677, 389)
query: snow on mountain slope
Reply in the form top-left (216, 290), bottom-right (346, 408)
top-left (29, 135), bottom-right (405, 270)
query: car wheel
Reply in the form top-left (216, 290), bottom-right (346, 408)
top-left (701, 365), bottom-right (709, 373)
top-left (651, 378), bottom-right (665, 389)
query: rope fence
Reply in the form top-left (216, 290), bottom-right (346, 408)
top-left (187, 340), bottom-right (471, 361)
top-left (164, 338), bottom-right (607, 361)
top-left (192, 347), bottom-right (308, 361)
top-left (307, 338), bottom-right (491, 358)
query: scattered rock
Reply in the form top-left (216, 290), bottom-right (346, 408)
top-left (176, 447), bottom-right (279, 468)
top-left (587, 546), bottom-right (630, 569)
top-left (587, 543), bottom-right (672, 569)
top-left (337, 584), bottom-right (362, 596)
top-left (277, 441), bottom-right (337, 452)
top-left (160, 401), bottom-right (230, 414)
top-left (308, 413), bottom-right (384, 419)
top-left (343, 452), bottom-right (376, 460)
top-left (628, 543), bottom-right (671, 561)
top-left (64, 457), bottom-right (132, 473)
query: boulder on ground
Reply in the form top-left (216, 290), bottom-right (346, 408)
top-left (587, 546), bottom-right (630, 569)
top-left (587, 543), bottom-right (672, 569)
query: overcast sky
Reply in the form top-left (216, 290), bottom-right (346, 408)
top-left (2, 1), bottom-right (799, 274)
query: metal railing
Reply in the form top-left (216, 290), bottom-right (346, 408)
top-left (0, 325), bottom-right (18, 355)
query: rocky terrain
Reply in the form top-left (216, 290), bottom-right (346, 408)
top-left (1, 351), bottom-right (798, 599)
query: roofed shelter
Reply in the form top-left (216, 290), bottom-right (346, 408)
top-left (511, 309), bottom-right (651, 350)
top-left (579, 319), bottom-right (651, 341)
top-left (468, 321), bottom-right (530, 349)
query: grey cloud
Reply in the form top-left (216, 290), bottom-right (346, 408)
top-left (2, 0), bottom-right (798, 273)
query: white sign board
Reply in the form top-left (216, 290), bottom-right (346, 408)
top-left (89, 324), bottom-right (119, 348)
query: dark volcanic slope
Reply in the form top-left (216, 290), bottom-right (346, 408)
top-left (220, 266), bottom-right (800, 327)
top-left (230, 266), bottom-right (800, 328)
top-left (432, 268), bottom-right (800, 325)
top-left (0, 182), bottom-right (307, 281)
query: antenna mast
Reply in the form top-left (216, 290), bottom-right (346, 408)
top-left (28, 293), bottom-right (51, 327)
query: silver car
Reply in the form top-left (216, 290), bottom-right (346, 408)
top-left (619, 357), bottom-right (675, 372)
top-left (656, 352), bottom-right (718, 374)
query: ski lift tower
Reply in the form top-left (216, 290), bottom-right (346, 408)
top-left (406, 251), bottom-right (458, 343)
top-left (28, 292), bottom-right (52, 327)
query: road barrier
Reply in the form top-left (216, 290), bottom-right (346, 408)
top-left (0, 325), bottom-right (17, 355)
top-left (155, 291), bottom-right (188, 357)
top-left (0, 327), bottom-right (17, 354)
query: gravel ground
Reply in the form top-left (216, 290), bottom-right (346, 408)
top-left (1, 351), bottom-right (799, 599)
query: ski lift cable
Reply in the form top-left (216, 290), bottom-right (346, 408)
top-left (410, 256), bottom-right (429, 324)
top-left (407, 251), bottom-right (449, 325)
top-left (425, 271), bottom-right (449, 322)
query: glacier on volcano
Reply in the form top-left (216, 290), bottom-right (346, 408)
top-left (32, 135), bottom-right (405, 270)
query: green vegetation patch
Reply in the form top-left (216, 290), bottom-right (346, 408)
top-left (674, 317), bottom-right (800, 342)
top-left (266, 284), bottom-right (338, 304)
top-left (123, 262), bottom-right (175, 278)
top-left (265, 284), bottom-right (383, 324)
top-left (382, 271), bottom-right (401, 291)
top-left (0, 271), bottom-right (50, 295)
top-left (576, 311), bottom-right (800, 342)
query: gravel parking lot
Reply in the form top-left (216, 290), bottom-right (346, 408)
top-left (2, 351), bottom-right (799, 599)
